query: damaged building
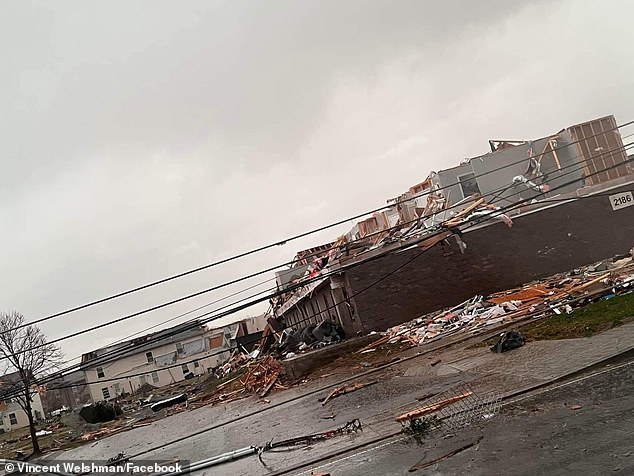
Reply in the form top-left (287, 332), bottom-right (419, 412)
top-left (271, 115), bottom-right (634, 339)
top-left (81, 317), bottom-right (265, 401)
top-left (0, 371), bottom-right (46, 432)
top-left (40, 370), bottom-right (92, 415)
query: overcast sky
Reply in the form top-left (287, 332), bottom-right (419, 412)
top-left (1, 0), bottom-right (633, 366)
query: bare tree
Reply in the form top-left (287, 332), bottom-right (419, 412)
top-left (0, 311), bottom-right (63, 455)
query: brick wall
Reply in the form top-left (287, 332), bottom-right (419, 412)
top-left (343, 183), bottom-right (634, 332)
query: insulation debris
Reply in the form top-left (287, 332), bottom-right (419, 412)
top-left (368, 257), bottom-right (634, 351)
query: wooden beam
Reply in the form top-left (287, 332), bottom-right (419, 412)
top-left (445, 198), bottom-right (484, 227)
top-left (396, 392), bottom-right (473, 422)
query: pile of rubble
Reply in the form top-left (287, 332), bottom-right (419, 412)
top-left (255, 318), bottom-right (347, 360)
top-left (358, 254), bottom-right (634, 353)
top-left (189, 355), bottom-right (284, 408)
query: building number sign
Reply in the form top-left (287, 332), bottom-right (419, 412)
top-left (609, 191), bottom-right (634, 211)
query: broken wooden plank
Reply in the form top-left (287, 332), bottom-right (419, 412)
top-left (217, 375), bottom-right (240, 390)
top-left (321, 381), bottom-right (378, 406)
top-left (258, 370), bottom-right (279, 398)
top-left (444, 198), bottom-right (485, 226)
top-left (356, 335), bottom-right (389, 353)
top-left (416, 230), bottom-right (453, 251)
top-left (546, 272), bottom-right (611, 302)
top-left (321, 385), bottom-right (345, 406)
top-left (396, 392), bottom-right (473, 422)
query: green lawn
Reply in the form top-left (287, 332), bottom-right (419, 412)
top-left (473, 291), bottom-right (634, 349)
top-left (521, 291), bottom-right (634, 341)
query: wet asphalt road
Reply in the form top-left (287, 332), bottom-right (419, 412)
top-left (298, 361), bottom-right (634, 476)
top-left (44, 330), bottom-right (634, 476)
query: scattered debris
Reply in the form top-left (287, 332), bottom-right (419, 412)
top-left (107, 452), bottom-right (126, 463)
top-left (399, 383), bottom-right (501, 441)
top-left (401, 416), bottom-right (442, 444)
top-left (408, 435), bottom-right (484, 472)
top-left (360, 256), bottom-right (634, 353)
top-left (155, 420), bottom-right (362, 474)
top-left (81, 427), bottom-right (129, 441)
top-left (241, 356), bottom-right (281, 397)
top-left (490, 330), bottom-right (526, 353)
top-left (264, 419), bottom-right (362, 451)
top-left (258, 371), bottom-right (279, 398)
top-left (79, 402), bottom-right (122, 424)
top-left (150, 394), bottom-right (188, 412)
top-left (569, 404), bottom-right (583, 410)
top-left (320, 381), bottom-right (378, 406)
top-left (397, 392), bottom-right (473, 422)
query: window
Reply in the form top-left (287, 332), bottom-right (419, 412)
top-left (145, 351), bottom-right (154, 364)
top-left (101, 387), bottom-right (110, 400)
top-left (113, 383), bottom-right (121, 395)
top-left (457, 172), bottom-right (481, 198)
top-left (193, 361), bottom-right (200, 369)
top-left (34, 410), bottom-right (42, 420)
top-left (96, 367), bottom-right (105, 378)
top-left (139, 375), bottom-right (147, 385)
top-left (151, 371), bottom-right (159, 384)
top-left (175, 342), bottom-right (185, 355)
top-left (9, 413), bottom-right (17, 425)
top-left (181, 364), bottom-right (189, 375)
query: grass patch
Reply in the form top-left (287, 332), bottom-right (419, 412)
top-left (473, 292), bottom-right (634, 348)
top-left (521, 292), bottom-right (634, 341)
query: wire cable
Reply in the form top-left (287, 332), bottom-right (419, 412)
top-left (63, 153), bottom-right (634, 464)
top-left (10, 119), bottom-right (632, 332)
top-left (5, 141), bottom-right (632, 376)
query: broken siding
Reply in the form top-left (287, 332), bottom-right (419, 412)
top-left (275, 264), bottom-right (311, 290)
top-left (278, 280), bottom-right (349, 334)
top-left (470, 133), bottom-right (584, 204)
top-left (433, 163), bottom-right (473, 209)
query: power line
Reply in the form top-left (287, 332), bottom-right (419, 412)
top-left (28, 152), bottom-right (634, 463)
top-left (4, 131), bottom-right (629, 357)
top-left (3, 151), bottom-right (632, 403)
top-left (6, 140), bottom-right (634, 362)
top-left (39, 334), bottom-right (265, 394)
top-left (275, 147), bottom-right (634, 332)
top-left (6, 142), bottom-right (632, 377)
top-left (11, 119), bottom-right (633, 332)
top-left (57, 277), bottom-right (277, 369)
top-left (4, 180), bottom-right (623, 398)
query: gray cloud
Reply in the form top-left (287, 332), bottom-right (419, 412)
top-left (1, 0), bottom-right (633, 360)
